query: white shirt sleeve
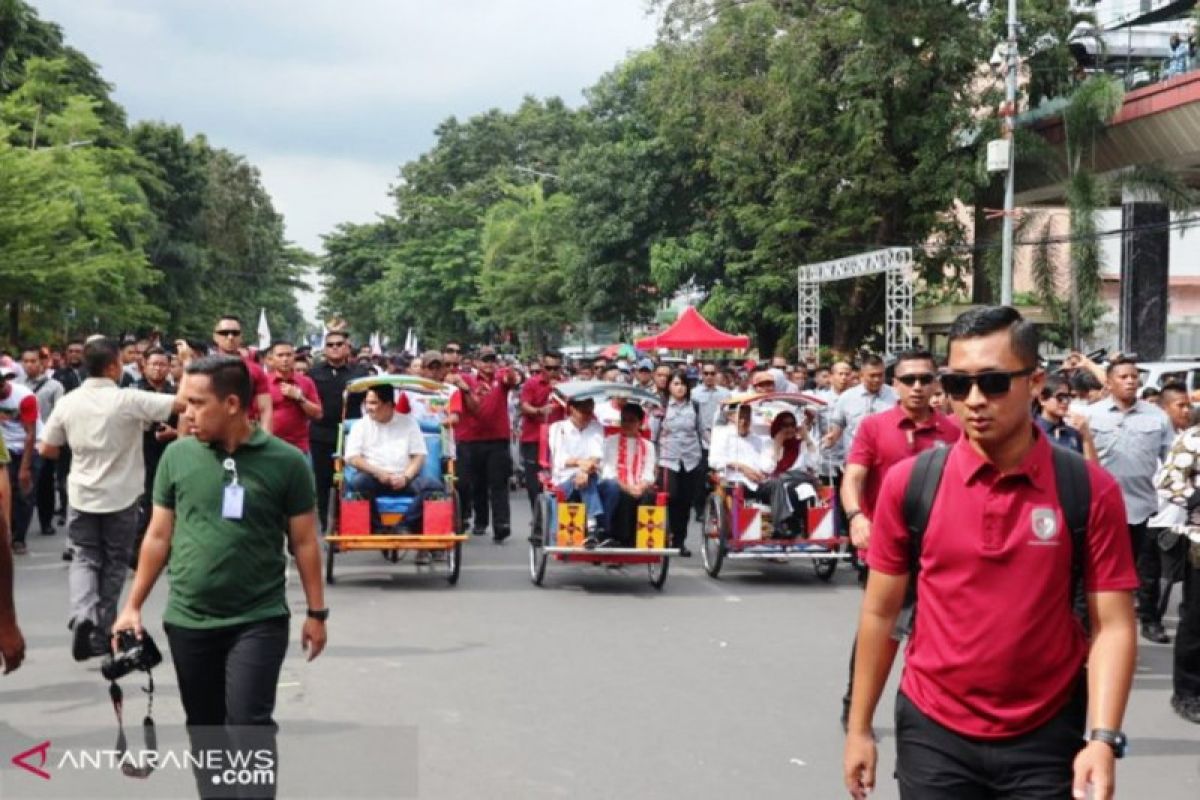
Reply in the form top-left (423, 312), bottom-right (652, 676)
top-left (408, 420), bottom-right (428, 457)
top-left (42, 403), bottom-right (67, 447)
top-left (120, 388), bottom-right (175, 423)
top-left (601, 435), bottom-right (619, 480)
top-left (641, 441), bottom-right (658, 484)
top-left (345, 420), bottom-right (365, 462)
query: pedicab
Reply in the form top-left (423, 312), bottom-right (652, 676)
top-left (323, 375), bottom-right (467, 585)
top-left (700, 392), bottom-right (850, 580)
top-left (527, 381), bottom-right (677, 589)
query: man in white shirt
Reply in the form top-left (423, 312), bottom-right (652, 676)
top-left (345, 383), bottom-right (443, 532)
top-left (601, 403), bottom-right (658, 545)
top-left (548, 396), bottom-right (619, 545)
top-left (708, 405), bottom-right (774, 491)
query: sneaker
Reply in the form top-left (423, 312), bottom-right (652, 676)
top-left (11, 541), bottom-right (27, 555)
top-left (1171, 694), bottom-right (1200, 724)
top-left (72, 619), bottom-right (96, 662)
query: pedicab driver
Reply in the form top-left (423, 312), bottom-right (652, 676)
top-left (344, 383), bottom-right (444, 532)
top-left (843, 306), bottom-right (1137, 800)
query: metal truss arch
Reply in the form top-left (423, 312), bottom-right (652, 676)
top-left (796, 248), bottom-right (914, 361)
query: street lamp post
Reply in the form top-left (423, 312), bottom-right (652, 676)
top-left (1000, 0), bottom-right (1019, 306)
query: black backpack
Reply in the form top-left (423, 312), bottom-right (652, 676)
top-left (893, 444), bottom-right (1091, 641)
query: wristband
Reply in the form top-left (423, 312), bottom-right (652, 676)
top-left (846, 509), bottom-right (863, 523)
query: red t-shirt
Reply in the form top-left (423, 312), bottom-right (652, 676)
top-left (266, 372), bottom-right (320, 452)
top-left (868, 428), bottom-right (1137, 739)
top-left (240, 355), bottom-right (270, 422)
top-left (455, 371), bottom-right (514, 442)
top-left (847, 407), bottom-right (961, 518)
top-left (518, 375), bottom-right (563, 444)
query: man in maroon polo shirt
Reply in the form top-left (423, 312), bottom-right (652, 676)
top-left (517, 351), bottom-right (565, 510)
top-left (265, 341), bottom-right (322, 455)
top-left (839, 348), bottom-right (960, 727)
top-left (450, 346), bottom-right (519, 543)
top-left (844, 306), bottom-right (1137, 800)
top-left (211, 315), bottom-right (273, 434)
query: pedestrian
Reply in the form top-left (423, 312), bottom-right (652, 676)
top-left (1082, 355), bottom-right (1177, 645)
top-left (38, 338), bottom-right (184, 661)
top-left (517, 351), bottom-right (565, 509)
top-left (1155, 405), bottom-right (1200, 724)
top-left (838, 348), bottom-right (960, 728)
top-left (308, 332), bottom-right (366, 531)
top-left (657, 369), bottom-right (703, 556)
top-left (111, 355), bottom-right (327, 798)
top-left (132, 347), bottom-right (179, 565)
top-left (0, 365), bottom-right (41, 555)
top-left (265, 340), bottom-right (322, 456)
top-left (692, 362), bottom-right (731, 520)
top-left (451, 346), bottom-right (519, 543)
top-left (844, 305), bottom-right (1138, 800)
top-left (20, 346), bottom-right (64, 537)
top-left (1035, 374), bottom-right (1097, 458)
top-left (211, 314), bottom-right (273, 433)
top-left (118, 336), bottom-right (143, 387)
top-left (822, 355), bottom-right (897, 456)
top-left (0, 437), bottom-right (25, 674)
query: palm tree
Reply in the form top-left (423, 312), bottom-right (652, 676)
top-left (1030, 75), bottom-right (1196, 349)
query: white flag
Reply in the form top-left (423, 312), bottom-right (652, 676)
top-left (370, 331), bottom-right (383, 356)
top-left (256, 308), bottom-right (271, 351)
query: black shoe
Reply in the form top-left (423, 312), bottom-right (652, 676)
top-left (678, 545), bottom-right (692, 558)
top-left (41, 524), bottom-right (56, 536)
top-left (1141, 621), bottom-right (1170, 644)
top-left (493, 529), bottom-right (511, 544)
top-left (471, 527), bottom-right (487, 537)
top-left (72, 619), bottom-right (96, 662)
top-left (1171, 694), bottom-right (1200, 724)
top-left (62, 548), bottom-right (73, 562)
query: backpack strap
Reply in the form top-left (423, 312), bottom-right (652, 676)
top-left (1050, 446), bottom-right (1091, 624)
top-left (893, 446), bottom-right (950, 641)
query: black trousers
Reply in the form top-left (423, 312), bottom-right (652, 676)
top-left (460, 440), bottom-right (511, 535)
top-left (662, 464), bottom-right (701, 548)
top-left (1177, 558), bottom-right (1200, 699)
top-left (310, 438), bottom-right (336, 532)
top-left (55, 445), bottom-right (70, 515)
top-left (1131, 520), bottom-right (1163, 623)
top-left (35, 454), bottom-right (56, 533)
top-left (165, 616), bottom-right (289, 800)
top-left (692, 449), bottom-right (710, 518)
top-left (519, 441), bottom-right (541, 509)
top-left (895, 685), bottom-right (1085, 800)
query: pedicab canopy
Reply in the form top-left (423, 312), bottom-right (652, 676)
top-left (634, 306), bottom-right (750, 351)
top-left (551, 380), bottom-right (663, 408)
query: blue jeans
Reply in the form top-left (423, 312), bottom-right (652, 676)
top-left (8, 451), bottom-right (41, 544)
top-left (349, 471), bottom-right (444, 530)
top-left (557, 474), bottom-right (619, 532)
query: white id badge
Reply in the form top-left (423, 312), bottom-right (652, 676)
top-left (222, 485), bottom-right (245, 520)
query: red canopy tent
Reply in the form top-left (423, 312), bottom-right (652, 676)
top-left (635, 306), bottom-right (750, 350)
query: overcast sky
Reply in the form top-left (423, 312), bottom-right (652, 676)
top-left (31, 0), bottom-right (659, 318)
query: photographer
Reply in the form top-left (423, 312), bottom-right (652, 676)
top-left (112, 355), bottom-right (327, 799)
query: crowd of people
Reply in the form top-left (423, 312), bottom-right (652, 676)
top-left (0, 305), bottom-right (1198, 799)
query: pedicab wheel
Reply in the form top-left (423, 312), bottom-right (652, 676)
top-left (529, 495), bottom-right (550, 586)
top-left (648, 556), bottom-right (669, 590)
top-left (700, 494), bottom-right (727, 579)
top-left (813, 557), bottom-right (837, 582)
top-left (447, 541), bottom-right (463, 585)
top-left (324, 488), bottom-right (339, 585)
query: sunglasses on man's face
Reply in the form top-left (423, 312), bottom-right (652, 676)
top-left (1045, 392), bottom-right (1072, 404)
top-left (215, 329), bottom-right (242, 338)
top-left (481, 354), bottom-right (497, 363)
top-left (325, 340), bottom-right (347, 348)
top-left (895, 373), bottom-right (936, 387)
top-left (702, 371), bottom-right (716, 376)
top-left (941, 367), bottom-right (1035, 400)
top-left (444, 347), bottom-right (461, 354)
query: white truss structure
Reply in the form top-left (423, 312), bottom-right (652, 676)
top-left (796, 248), bottom-right (915, 361)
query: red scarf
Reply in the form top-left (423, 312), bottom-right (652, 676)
top-left (617, 435), bottom-right (646, 484)
top-left (773, 439), bottom-right (801, 476)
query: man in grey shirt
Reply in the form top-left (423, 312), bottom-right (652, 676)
top-left (1083, 355), bottom-right (1176, 644)
top-left (821, 355), bottom-right (898, 460)
top-left (692, 362), bottom-right (731, 521)
top-left (20, 346), bottom-right (64, 537)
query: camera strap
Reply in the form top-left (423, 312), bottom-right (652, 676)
top-left (109, 671), bottom-right (157, 779)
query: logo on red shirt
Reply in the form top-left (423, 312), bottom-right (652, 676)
top-left (1030, 508), bottom-right (1059, 543)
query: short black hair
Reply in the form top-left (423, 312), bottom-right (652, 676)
top-left (894, 348), bottom-right (936, 369)
top-left (947, 306), bottom-right (1039, 369)
top-left (1105, 355), bottom-right (1139, 375)
top-left (1159, 381), bottom-right (1188, 400)
top-left (143, 346), bottom-right (168, 361)
top-left (19, 344), bottom-right (40, 358)
top-left (216, 314), bottom-right (242, 326)
top-left (543, 350), bottom-right (563, 362)
top-left (860, 354), bottom-right (885, 369)
top-left (1070, 370), bottom-right (1103, 394)
top-left (1041, 374), bottom-right (1070, 398)
top-left (620, 402), bottom-right (646, 422)
top-left (185, 355), bottom-right (253, 410)
top-left (268, 340), bottom-right (294, 354)
top-left (367, 384), bottom-right (395, 405)
top-left (84, 338), bottom-right (120, 377)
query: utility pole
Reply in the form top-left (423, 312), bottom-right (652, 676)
top-left (1000, 0), bottom-right (1019, 306)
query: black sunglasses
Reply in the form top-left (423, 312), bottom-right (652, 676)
top-left (702, 370), bottom-right (717, 376)
top-left (215, 329), bottom-right (242, 337)
top-left (895, 373), bottom-right (936, 387)
top-left (1042, 392), bottom-right (1072, 404)
top-left (480, 354), bottom-right (497, 362)
top-left (941, 367), bottom-right (1036, 400)
top-left (444, 347), bottom-right (461, 353)
top-left (325, 339), bottom-right (347, 347)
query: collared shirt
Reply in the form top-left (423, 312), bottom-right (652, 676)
top-left (549, 418), bottom-right (605, 486)
top-left (691, 384), bottom-right (730, 447)
top-left (602, 434), bottom-right (657, 484)
top-left (658, 398), bottom-right (703, 472)
top-left (266, 372), bottom-right (321, 453)
top-left (42, 377), bottom-right (175, 513)
top-left (20, 373), bottom-right (64, 421)
top-left (847, 406), bottom-right (961, 517)
top-left (345, 412), bottom-right (427, 475)
top-left (457, 371), bottom-right (515, 442)
top-left (1083, 398), bottom-right (1175, 524)
top-left (0, 381), bottom-right (42, 453)
top-left (708, 429), bottom-right (774, 490)
top-left (1034, 415), bottom-right (1084, 454)
top-left (829, 384), bottom-right (898, 455)
top-left (518, 374), bottom-right (563, 444)
top-left (869, 428), bottom-right (1136, 739)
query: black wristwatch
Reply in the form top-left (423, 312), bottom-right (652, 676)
top-left (1088, 729), bottom-right (1127, 758)
top-left (306, 608), bottom-right (330, 622)
top-left (845, 508), bottom-right (863, 524)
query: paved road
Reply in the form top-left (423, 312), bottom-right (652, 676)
top-left (1, 494), bottom-right (1197, 799)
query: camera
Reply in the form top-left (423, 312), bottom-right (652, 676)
top-left (101, 631), bottom-right (163, 681)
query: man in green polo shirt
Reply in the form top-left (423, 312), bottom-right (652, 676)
top-left (0, 438), bottom-right (25, 674)
top-left (112, 355), bottom-right (327, 798)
